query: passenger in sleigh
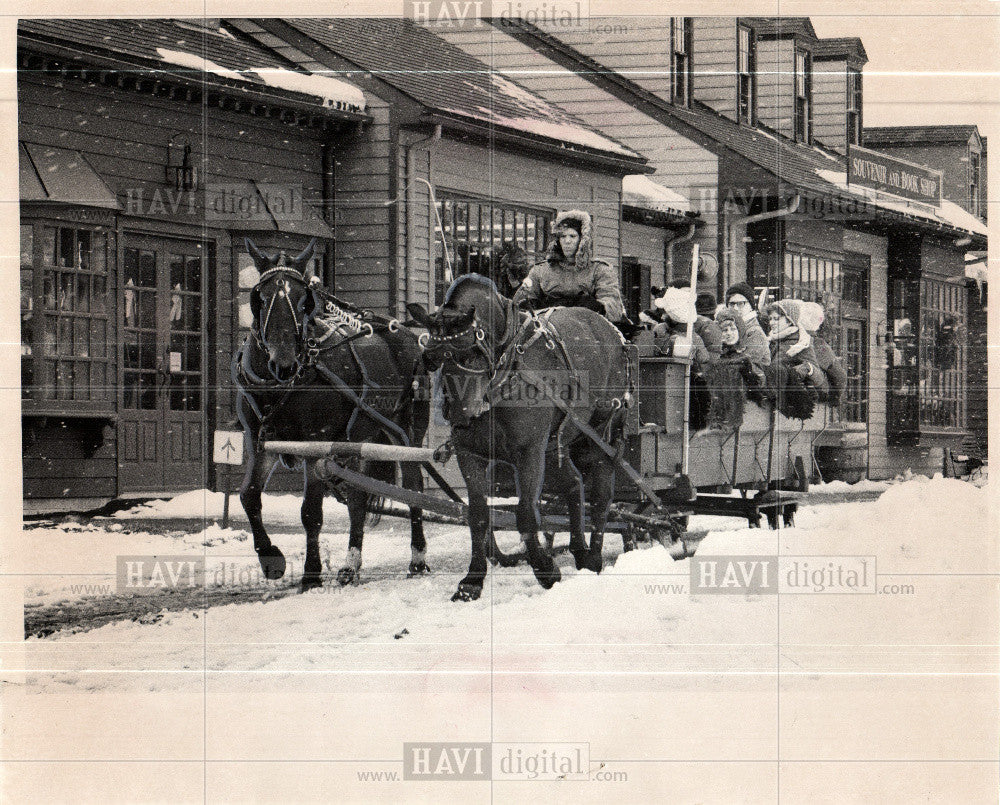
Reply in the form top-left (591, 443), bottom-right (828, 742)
top-left (763, 299), bottom-right (828, 420)
top-left (799, 302), bottom-right (848, 407)
top-left (648, 286), bottom-right (713, 429)
top-left (639, 283), bottom-right (723, 363)
top-left (704, 307), bottom-right (772, 428)
top-left (512, 210), bottom-right (629, 328)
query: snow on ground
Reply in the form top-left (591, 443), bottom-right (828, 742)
top-left (16, 477), bottom-right (994, 693)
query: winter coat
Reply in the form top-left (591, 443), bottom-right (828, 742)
top-left (715, 308), bottom-right (769, 387)
top-left (651, 320), bottom-right (711, 370)
top-left (694, 316), bottom-right (723, 364)
top-left (512, 210), bottom-right (626, 322)
top-left (812, 336), bottom-right (848, 407)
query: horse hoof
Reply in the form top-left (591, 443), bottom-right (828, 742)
top-left (667, 539), bottom-right (688, 560)
top-left (582, 554), bottom-right (603, 574)
top-left (300, 572), bottom-right (323, 592)
top-left (257, 546), bottom-right (286, 580)
top-left (533, 561), bottom-right (561, 590)
top-left (451, 583), bottom-right (482, 602)
top-left (336, 567), bottom-right (359, 586)
top-left (407, 560), bottom-right (431, 577)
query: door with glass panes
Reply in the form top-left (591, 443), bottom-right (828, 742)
top-left (119, 235), bottom-right (207, 491)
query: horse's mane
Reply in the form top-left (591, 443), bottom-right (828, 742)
top-left (442, 272), bottom-right (500, 307)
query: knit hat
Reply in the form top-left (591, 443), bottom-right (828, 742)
top-left (765, 299), bottom-right (812, 356)
top-left (653, 286), bottom-right (697, 324)
top-left (715, 307), bottom-right (746, 341)
top-left (799, 301), bottom-right (825, 334)
top-left (725, 281), bottom-right (755, 304)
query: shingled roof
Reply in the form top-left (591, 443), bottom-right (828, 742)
top-left (864, 125), bottom-right (982, 146)
top-left (811, 37), bottom-right (868, 63)
top-left (18, 18), bottom-right (367, 116)
top-left (278, 18), bottom-right (644, 163)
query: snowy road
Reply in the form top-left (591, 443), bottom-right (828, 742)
top-left (6, 475), bottom-right (997, 803)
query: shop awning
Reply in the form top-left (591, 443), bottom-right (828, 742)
top-left (208, 180), bottom-right (333, 238)
top-left (20, 142), bottom-right (121, 209)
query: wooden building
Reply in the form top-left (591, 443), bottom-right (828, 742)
top-left (436, 15), bottom-right (988, 480)
top-left (18, 18), bottom-right (649, 511)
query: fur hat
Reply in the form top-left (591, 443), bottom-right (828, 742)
top-left (725, 281), bottom-right (755, 304)
top-left (548, 209), bottom-right (593, 269)
top-left (653, 286), bottom-right (697, 324)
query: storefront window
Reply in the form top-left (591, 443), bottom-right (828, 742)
top-left (21, 221), bottom-right (113, 408)
top-left (434, 193), bottom-right (551, 305)
top-left (918, 277), bottom-right (966, 429)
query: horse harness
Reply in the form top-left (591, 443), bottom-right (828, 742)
top-left (425, 305), bottom-right (640, 477)
top-left (235, 270), bottom-right (416, 452)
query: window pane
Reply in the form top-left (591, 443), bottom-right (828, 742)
top-left (77, 230), bottom-right (91, 271)
top-left (58, 228), bottom-right (75, 268)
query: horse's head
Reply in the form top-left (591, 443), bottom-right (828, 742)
top-left (246, 238), bottom-right (318, 382)
top-left (406, 275), bottom-right (507, 428)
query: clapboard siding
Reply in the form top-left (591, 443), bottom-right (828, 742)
top-left (812, 63), bottom-right (846, 151)
top-left (436, 22), bottom-right (719, 282)
top-left (19, 74), bottom-right (329, 227)
top-left (692, 17), bottom-right (738, 120)
top-left (756, 38), bottom-right (794, 139)
top-left (22, 421), bottom-right (117, 500)
top-left (334, 94), bottom-right (394, 309)
top-left (401, 128), bottom-right (623, 311)
top-left (538, 17), bottom-right (673, 96)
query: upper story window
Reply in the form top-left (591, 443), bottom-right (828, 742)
top-left (969, 150), bottom-right (982, 217)
top-left (737, 24), bottom-right (756, 124)
top-left (794, 49), bottom-right (812, 143)
top-left (671, 17), bottom-right (691, 106)
top-left (846, 67), bottom-right (862, 147)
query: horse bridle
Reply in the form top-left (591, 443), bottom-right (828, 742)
top-left (252, 267), bottom-right (310, 353)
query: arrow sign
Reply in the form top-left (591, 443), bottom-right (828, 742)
top-left (213, 430), bottom-right (245, 465)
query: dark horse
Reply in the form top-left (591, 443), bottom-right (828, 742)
top-left (235, 239), bottom-right (430, 590)
top-left (407, 274), bottom-right (632, 602)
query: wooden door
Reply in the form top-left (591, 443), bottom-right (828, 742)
top-left (119, 235), bottom-right (207, 492)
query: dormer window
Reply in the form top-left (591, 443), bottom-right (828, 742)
top-left (846, 67), bottom-right (862, 146)
top-left (794, 48), bottom-right (812, 143)
top-left (969, 150), bottom-right (982, 217)
top-left (671, 17), bottom-right (691, 106)
top-left (738, 24), bottom-right (756, 124)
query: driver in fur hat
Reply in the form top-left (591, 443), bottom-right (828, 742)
top-left (512, 210), bottom-right (627, 323)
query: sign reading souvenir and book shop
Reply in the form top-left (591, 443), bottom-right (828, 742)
top-left (847, 144), bottom-right (942, 207)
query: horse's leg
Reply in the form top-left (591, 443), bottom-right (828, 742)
top-left (337, 477), bottom-right (369, 587)
top-left (400, 460), bottom-right (429, 576)
top-left (515, 442), bottom-right (561, 590)
top-left (240, 443), bottom-right (285, 580)
top-left (300, 469), bottom-right (325, 592)
top-left (583, 454), bottom-right (617, 574)
top-left (452, 450), bottom-right (491, 602)
top-left (544, 452), bottom-right (589, 570)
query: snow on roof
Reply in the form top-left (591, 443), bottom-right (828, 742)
top-left (441, 105), bottom-right (639, 158)
top-left (622, 174), bottom-right (692, 214)
top-left (815, 168), bottom-right (988, 237)
top-left (155, 47), bottom-right (366, 112)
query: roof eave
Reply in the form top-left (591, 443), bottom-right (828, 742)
top-left (18, 35), bottom-right (371, 125)
top-left (420, 111), bottom-right (653, 174)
